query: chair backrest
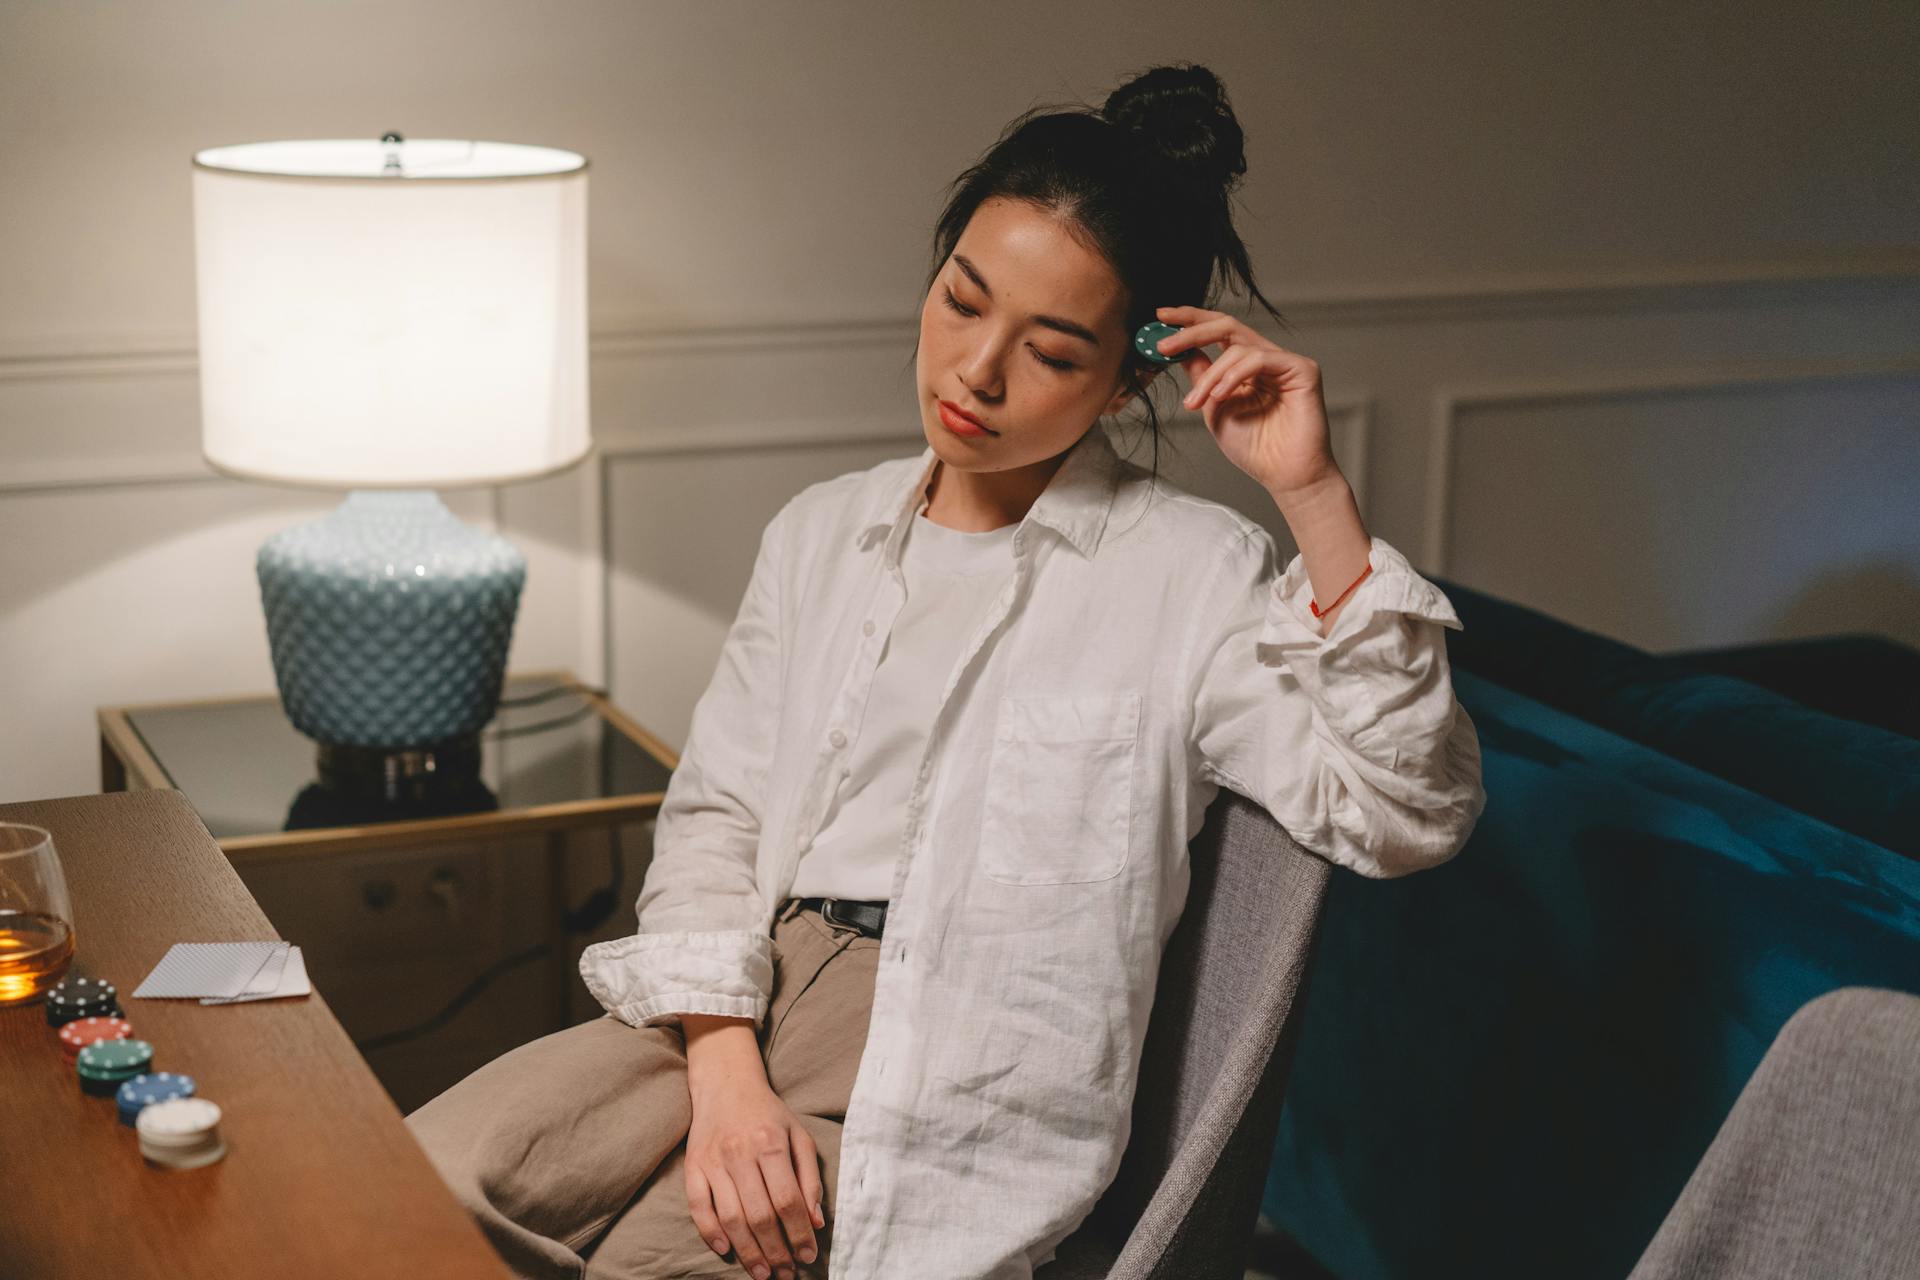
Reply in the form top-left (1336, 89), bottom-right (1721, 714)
top-left (1043, 785), bottom-right (1333, 1279)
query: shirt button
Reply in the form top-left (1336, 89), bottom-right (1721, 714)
top-left (829, 729), bottom-right (847, 749)
top-left (862, 620), bottom-right (875, 636)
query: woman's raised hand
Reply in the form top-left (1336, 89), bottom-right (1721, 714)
top-left (684, 1071), bottom-right (825, 1280)
top-left (1150, 304), bottom-right (1342, 502)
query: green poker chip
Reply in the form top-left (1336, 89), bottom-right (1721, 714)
top-left (1133, 320), bottom-right (1183, 364)
top-left (77, 1059), bottom-right (149, 1082)
top-left (77, 1038), bottom-right (153, 1075)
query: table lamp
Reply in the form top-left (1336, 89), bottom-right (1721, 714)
top-left (191, 134), bottom-right (590, 799)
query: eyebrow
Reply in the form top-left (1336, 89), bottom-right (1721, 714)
top-left (951, 254), bottom-right (1102, 348)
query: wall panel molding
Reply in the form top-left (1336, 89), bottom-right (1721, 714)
top-left (5, 256), bottom-right (1912, 383)
top-left (5, 263), bottom-right (1908, 499)
top-left (1426, 351), bottom-right (1920, 573)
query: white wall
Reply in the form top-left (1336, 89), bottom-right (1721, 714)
top-left (4, 0), bottom-right (1917, 806)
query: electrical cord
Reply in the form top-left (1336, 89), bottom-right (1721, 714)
top-left (353, 822), bottom-right (628, 1054)
top-left (484, 684), bottom-right (614, 740)
top-left (354, 939), bottom-right (554, 1055)
top-left (484, 702), bottom-right (600, 740)
top-left (495, 684), bottom-right (611, 708)
top-left (355, 680), bottom-right (630, 1051)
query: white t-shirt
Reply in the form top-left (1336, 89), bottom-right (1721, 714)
top-left (787, 498), bottom-right (1015, 901)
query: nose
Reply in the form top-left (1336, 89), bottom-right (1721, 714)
top-left (958, 334), bottom-right (1006, 403)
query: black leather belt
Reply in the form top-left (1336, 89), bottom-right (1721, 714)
top-left (796, 896), bottom-right (888, 939)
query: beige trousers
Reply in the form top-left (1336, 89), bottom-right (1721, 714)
top-left (405, 899), bottom-right (880, 1279)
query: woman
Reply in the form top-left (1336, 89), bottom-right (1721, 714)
top-left (407, 63), bottom-right (1485, 1280)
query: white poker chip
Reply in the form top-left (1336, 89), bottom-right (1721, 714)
top-left (137, 1096), bottom-right (221, 1137)
top-left (140, 1126), bottom-right (221, 1150)
top-left (140, 1136), bottom-right (228, 1169)
top-left (137, 1096), bottom-right (226, 1167)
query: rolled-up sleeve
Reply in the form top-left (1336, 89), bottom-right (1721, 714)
top-left (578, 501), bottom-right (793, 1029)
top-left (1186, 528), bottom-right (1486, 878)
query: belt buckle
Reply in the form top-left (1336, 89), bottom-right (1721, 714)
top-left (821, 898), bottom-right (853, 933)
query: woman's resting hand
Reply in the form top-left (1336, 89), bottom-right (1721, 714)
top-left (682, 1014), bottom-right (825, 1280)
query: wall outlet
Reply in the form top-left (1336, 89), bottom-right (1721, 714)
top-left (235, 842), bottom-right (511, 968)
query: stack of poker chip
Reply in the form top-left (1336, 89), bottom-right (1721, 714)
top-left (59, 1014), bottom-right (135, 1062)
top-left (136, 1097), bottom-right (226, 1169)
top-left (75, 1038), bottom-right (154, 1097)
top-left (44, 976), bottom-right (121, 1027)
top-left (44, 970), bottom-right (230, 1169)
top-left (116, 1071), bottom-right (198, 1127)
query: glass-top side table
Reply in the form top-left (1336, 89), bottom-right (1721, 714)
top-left (98, 671), bottom-right (676, 859)
top-left (97, 672), bottom-right (680, 1065)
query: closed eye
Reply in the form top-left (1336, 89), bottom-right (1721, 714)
top-left (941, 287), bottom-right (1077, 372)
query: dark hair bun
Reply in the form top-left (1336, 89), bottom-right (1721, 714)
top-left (1100, 64), bottom-right (1247, 196)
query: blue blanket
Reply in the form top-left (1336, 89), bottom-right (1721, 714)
top-left (1263, 668), bottom-right (1920, 1280)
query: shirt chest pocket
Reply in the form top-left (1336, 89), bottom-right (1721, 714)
top-left (978, 691), bottom-right (1140, 886)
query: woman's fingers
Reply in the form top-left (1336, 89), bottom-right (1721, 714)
top-left (1212, 346), bottom-right (1271, 404)
top-left (727, 1155), bottom-right (797, 1279)
top-left (1185, 344), bottom-right (1257, 409)
top-left (1153, 312), bottom-right (1281, 411)
top-left (710, 1170), bottom-right (783, 1280)
top-left (1156, 304), bottom-right (1223, 325)
top-left (683, 1162), bottom-right (733, 1261)
top-left (1172, 345), bottom-right (1214, 390)
top-left (1156, 314), bottom-right (1241, 361)
top-left (757, 1139), bottom-right (820, 1264)
top-left (790, 1122), bottom-right (827, 1231)
top-left (1182, 345), bottom-right (1235, 405)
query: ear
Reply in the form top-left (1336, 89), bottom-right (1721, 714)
top-left (1104, 366), bottom-right (1164, 416)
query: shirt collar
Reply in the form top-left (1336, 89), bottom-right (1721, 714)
top-left (859, 423), bottom-right (1125, 562)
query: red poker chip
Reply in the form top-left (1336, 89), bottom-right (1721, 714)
top-left (59, 1015), bottom-right (134, 1061)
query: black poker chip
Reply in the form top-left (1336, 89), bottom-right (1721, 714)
top-left (45, 977), bottom-right (120, 1027)
top-left (48, 1000), bottom-right (121, 1027)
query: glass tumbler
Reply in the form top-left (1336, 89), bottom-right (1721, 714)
top-left (0, 823), bottom-right (76, 1004)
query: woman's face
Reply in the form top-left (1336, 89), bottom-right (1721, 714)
top-left (915, 196), bottom-right (1152, 477)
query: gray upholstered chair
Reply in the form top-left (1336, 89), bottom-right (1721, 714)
top-left (1037, 785), bottom-right (1334, 1280)
top-left (1625, 985), bottom-right (1920, 1280)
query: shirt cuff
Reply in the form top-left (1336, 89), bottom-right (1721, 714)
top-left (578, 929), bottom-right (775, 1030)
top-left (1259, 535), bottom-right (1462, 654)
top-left (1254, 535), bottom-right (1464, 772)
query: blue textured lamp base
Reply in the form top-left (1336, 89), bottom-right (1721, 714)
top-left (257, 490), bottom-right (526, 751)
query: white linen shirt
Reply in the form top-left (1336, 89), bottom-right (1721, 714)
top-left (579, 420), bottom-right (1486, 1278)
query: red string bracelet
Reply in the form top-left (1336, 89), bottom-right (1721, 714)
top-left (1309, 558), bottom-right (1373, 619)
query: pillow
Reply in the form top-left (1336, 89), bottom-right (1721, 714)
top-left (1607, 671), bottom-right (1920, 860)
top-left (1432, 576), bottom-right (1920, 860)
top-left (1662, 634), bottom-right (1920, 740)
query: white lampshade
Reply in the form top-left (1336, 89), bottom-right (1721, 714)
top-left (192, 137), bottom-right (590, 489)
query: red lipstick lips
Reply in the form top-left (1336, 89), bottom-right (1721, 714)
top-left (938, 400), bottom-right (995, 437)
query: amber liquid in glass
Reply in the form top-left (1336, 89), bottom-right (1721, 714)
top-left (0, 909), bottom-right (75, 1004)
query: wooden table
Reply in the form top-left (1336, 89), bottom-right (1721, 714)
top-left (0, 789), bottom-right (513, 1280)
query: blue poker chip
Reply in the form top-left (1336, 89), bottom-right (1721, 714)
top-left (117, 1072), bottom-right (198, 1126)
